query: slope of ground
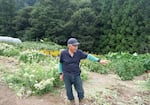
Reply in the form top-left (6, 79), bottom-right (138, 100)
top-left (0, 56), bottom-right (149, 105)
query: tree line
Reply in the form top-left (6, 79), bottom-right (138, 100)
top-left (0, 0), bottom-right (149, 53)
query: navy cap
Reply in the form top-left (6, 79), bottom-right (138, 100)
top-left (67, 38), bottom-right (80, 45)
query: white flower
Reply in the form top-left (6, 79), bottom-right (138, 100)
top-left (23, 72), bottom-right (29, 77)
top-left (133, 52), bottom-right (138, 56)
top-left (50, 77), bottom-right (55, 81)
top-left (17, 87), bottom-right (25, 97)
top-left (17, 92), bottom-right (23, 97)
top-left (45, 79), bottom-right (51, 85)
top-left (26, 90), bottom-right (32, 96)
top-left (34, 82), bottom-right (45, 90)
top-left (34, 78), bottom-right (55, 90)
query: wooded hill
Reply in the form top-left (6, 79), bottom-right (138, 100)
top-left (0, 0), bottom-right (149, 53)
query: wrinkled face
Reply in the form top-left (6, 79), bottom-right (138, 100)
top-left (68, 44), bottom-right (78, 53)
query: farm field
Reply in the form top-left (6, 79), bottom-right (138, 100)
top-left (0, 42), bottom-right (149, 105)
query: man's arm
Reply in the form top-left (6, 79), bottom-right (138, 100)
top-left (79, 50), bottom-right (109, 64)
top-left (58, 62), bottom-right (63, 81)
top-left (87, 54), bottom-right (100, 62)
top-left (58, 62), bottom-right (63, 74)
top-left (87, 54), bottom-right (109, 65)
top-left (58, 51), bottom-right (64, 81)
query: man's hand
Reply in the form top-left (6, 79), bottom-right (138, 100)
top-left (99, 60), bottom-right (110, 65)
top-left (59, 74), bottom-right (64, 81)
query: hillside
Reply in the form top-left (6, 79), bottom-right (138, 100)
top-left (0, 56), bottom-right (149, 105)
top-left (0, 42), bottom-right (149, 105)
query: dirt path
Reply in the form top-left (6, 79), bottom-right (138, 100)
top-left (0, 84), bottom-right (64, 105)
top-left (0, 56), bottom-right (149, 105)
top-left (83, 72), bottom-right (150, 105)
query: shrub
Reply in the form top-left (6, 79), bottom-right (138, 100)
top-left (81, 60), bottom-right (112, 74)
top-left (105, 52), bottom-right (148, 80)
top-left (114, 58), bottom-right (145, 80)
top-left (113, 58), bottom-right (144, 80)
top-left (143, 59), bottom-right (150, 71)
top-left (114, 59), bottom-right (134, 80)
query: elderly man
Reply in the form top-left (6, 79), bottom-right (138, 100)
top-left (58, 38), bottom-right (109, 105)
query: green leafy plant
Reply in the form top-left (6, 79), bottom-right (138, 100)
top-left (3, 61), bottom-right (60, 96)
top-left (0, 43), bottom-right (20, 57)
top-left (81, 60), bottom-right (112, 74)
top-left (3, 55), bottom-right (88, 96)
top-left (143, 59), bottom-right (150, 70)
top-left (19, 50), bottom-right (46, 63)
top-left (17, 41), bottom-right (63, 51)
top-left (105, 52), bottom-right (148, 80)
top-left (114, 59), bottom-right (134, 80)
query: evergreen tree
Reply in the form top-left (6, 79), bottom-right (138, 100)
top-left (0, 0), bottom-right (16, 36)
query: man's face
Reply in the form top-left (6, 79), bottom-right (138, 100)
top-left (68, 44), bottom-right (78, 53)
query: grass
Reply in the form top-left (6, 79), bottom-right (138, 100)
top-left (17, 41), bottom-right (64, 50)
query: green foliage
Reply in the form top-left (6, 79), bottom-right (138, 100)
top-left (0, 0), bottom-right (16, 36)
top-left (0, 41), bottom-right (88, 96)
top-left (96, 0), bottom-right (150, 53)
top-left (143, 59), bottom-right (150, 70)
top-left (15, 0), bottom-right (74, 43)
top-left (80, 65), bottom-right (89, 80)
top-left (19, 50), bottom-right (46, 63)
top-left (4, 61), bottom-right (60, 96)
top-left (3, 55), bottom-right (88, 96)
top-left (0, 40), bottom-right (149, 97)
top-left (1, 0), bottom-right (149, 53)
top-left (3, 59), bottom-right (88, 96)
top-left (106, 52), bottom-right (147, 80)
top-left (14, 6), bottom-right (33, 40)
top-left (82, 52), bottom-right (149, 81)
top-left (15, 0), bottom-right (41, 9)
top-left (67, 7), bottom-right (97, 51)
top-left (81, 59), bottom-right (112, 74)
top-left (17, 41), bottom-right (63, 50)
top-left (18, 41), bottom-right (63, 63)
top-left (0, 43), bottom-right (20, 57)
top-left (114, 59), bottom-right (144, 80)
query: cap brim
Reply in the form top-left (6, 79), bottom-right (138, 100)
top-left (72, 42), bottom-right (80, 45)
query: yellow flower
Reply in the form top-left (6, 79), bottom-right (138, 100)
top-left (40, 50), bottom-right (50, 56)
top-left (50, 51), bottom-right (60, 57)
top-left (39, 50), bottom-right (60, 57)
